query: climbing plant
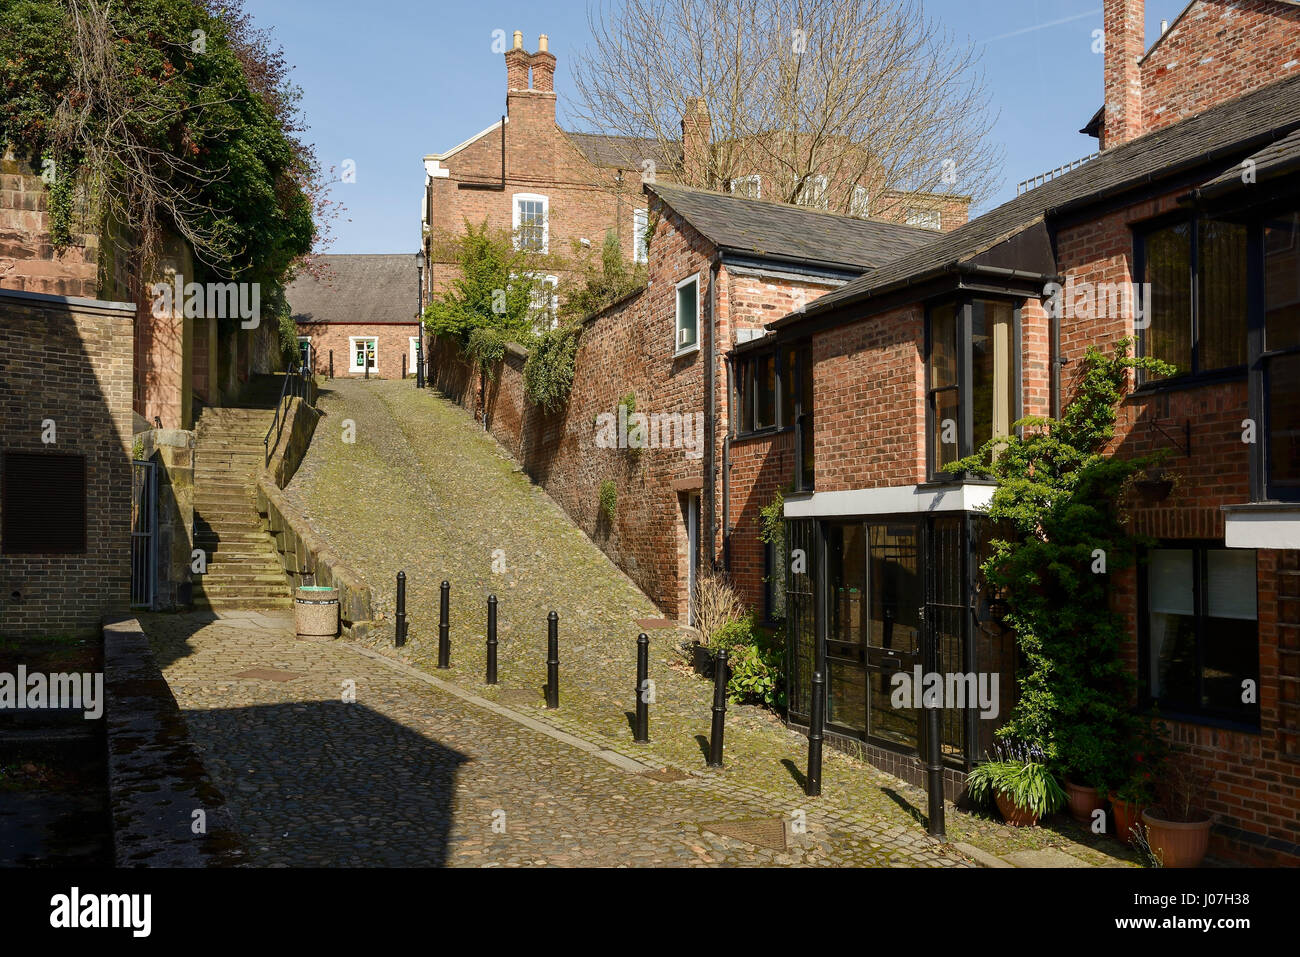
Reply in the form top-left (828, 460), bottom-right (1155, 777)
top-left (523, 324), bottom-right (580, 411)
top-left (945, 339), bottom-right (1175, 789)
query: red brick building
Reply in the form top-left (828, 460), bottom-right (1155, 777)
top-left (288, 254), bottom-right (423, 380)
top-left (430, 182), bottom-right (939, 619)
top-left (420, 30), bottom-right (971, 316)
top-left (730, 0), bottom-right (1300, 864)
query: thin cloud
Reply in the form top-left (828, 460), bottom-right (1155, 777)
top-left (980, 8), bottom-right (1102, 44)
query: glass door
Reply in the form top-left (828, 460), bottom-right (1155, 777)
top-left (865, 523), bottom-right (923, 749)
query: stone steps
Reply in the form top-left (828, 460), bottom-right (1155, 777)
top-left (192, 394), bottom-right (290, 613)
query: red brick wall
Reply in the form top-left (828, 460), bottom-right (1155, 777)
top-left (300, 323), bottom-right (421, 380)
top-left (1140, 0), bottom-right (1300, 138)
top-left (812, 304), bottom-right (927, 492)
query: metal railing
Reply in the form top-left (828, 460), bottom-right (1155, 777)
top-left (264, 364), bottom-right (316, 467)
top-left (1016, 152), bottom-right (1099, 195)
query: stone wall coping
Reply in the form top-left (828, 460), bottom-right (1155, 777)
top-left (0, 286), bottom-right (137, 315)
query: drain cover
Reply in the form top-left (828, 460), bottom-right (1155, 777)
top-left (232, 668), bottom-right (303, 682)
top-left (640, 767), bottom-right (691, 783)
top-left (699, 818), bottom-right (788, 851)
top-left (636, 618), bottom-right (675, 630)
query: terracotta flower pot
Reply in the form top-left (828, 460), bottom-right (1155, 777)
top-left (1142, 808), bottom-right (1212, 868)
top-left (1111, 799), bottom-right (1144, 844)
top-left (1065, 780), bottom-right (1106, 825)
top-left (995, 791), bottom-right (1041, 827)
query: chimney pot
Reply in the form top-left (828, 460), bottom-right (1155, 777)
top-left (513, 30), bottom-right (523, 50)
top-left (539, 34), bottom-right (549, 53)
top-left (1160, 19), bottom-right (1168, 34)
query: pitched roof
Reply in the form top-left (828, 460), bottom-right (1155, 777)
top-left (564, 132), bottom-right (680, 171)
top-left (646, 181), bottom-right (941, 272)
top-left (287, 254), bottom-right (420, 325)
top-left (784, 71), bottom-right (1300, 325)
top-left (1200, 126), bottom-right (1300, 196)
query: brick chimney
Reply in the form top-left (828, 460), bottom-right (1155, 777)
top-left (1102, 0), bottom-right (1145, 149)
top-left (681, 97), bottom-right (712, 186)
top-left (505, 30), bottom-right (530, 92)
top-left (531, 34), bottom-right (556, 93)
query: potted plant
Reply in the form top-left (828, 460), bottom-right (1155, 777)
top-left (1109, 714), bottom-right (1170, 844)
top-left (966, 740), bottom-right (1066, 828)
top-left (1141, 757), bottom-right (1213, 867)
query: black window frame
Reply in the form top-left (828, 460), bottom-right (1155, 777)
top-left (732, 341), bottom-right (814, 491)
top-left (1137, 540), bottom-right (1261, 731)
top-left (1134, 211), bottom-right (1250, 384)
top-left (924, 296), bottom-right (1023, 482)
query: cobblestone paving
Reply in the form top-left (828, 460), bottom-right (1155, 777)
top-left (268, 378), bottom-right (1137, 867)
top-left (140, 611), bottom-right (962, 866)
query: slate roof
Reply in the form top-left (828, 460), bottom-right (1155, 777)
top-left (1200, 126), bottom-right (1300, 196)
top-left (646, 181), bottom-right (941, 272)
top-left (565, 132), bottom-right (680, 171)
top-left (781, 71), bottom-right (1300, 326)
top-left (287, 254), bottom-right (421, 325)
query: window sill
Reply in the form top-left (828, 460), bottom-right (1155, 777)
top-left (1130, 365), bottom-right (1247, 397)
top-left (1141, 704), bottom-right (1260, 735)
top-left (733, 425), bottom-right (790, 441)
top-left (673, 344), bottom-right (700, 359)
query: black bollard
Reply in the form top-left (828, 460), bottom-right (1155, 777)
top-left (402, 354), bottom-right (407, 380)
top-left (545, 611), bottom-right (559, 709)
top-left (395, 571), bottom-right (407, 647)
top-left (924, 688), bottom-right (947, 840)
top-left (806, 670), bottom-right (825, 796)
top-left (329, 350), bottom-right (334, 380)
top-left (437, 580), bottom-right (450, 669)
top-left (486, 595), bottom-right (498, 685)
top-left (634, 633), bottom-right (650, 743)
top-left (416, 340), bottom-right (424, 389)
top-left (708, 649), bottom-right (729, 768)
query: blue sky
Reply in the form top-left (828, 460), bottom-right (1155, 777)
top-left (251, 0), bottom-right (1195, 254)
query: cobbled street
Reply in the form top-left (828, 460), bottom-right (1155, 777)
top-left (141, 378), bottom-right (1133, 867)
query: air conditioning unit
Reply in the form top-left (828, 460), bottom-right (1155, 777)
top-left (678, 328), bottom-right (690, 346)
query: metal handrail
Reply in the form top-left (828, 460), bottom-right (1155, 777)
top-left (264, 364), bottom-right (314, 466)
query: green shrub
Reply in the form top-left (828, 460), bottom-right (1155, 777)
top-left (465, 326), bottom-right (508, 379)
top-left (523, 324), bottom-right (579, 411)
top-left (711, 615), bottom-right (785, 709)
top-left (599, 479), bottom-right (617, 521)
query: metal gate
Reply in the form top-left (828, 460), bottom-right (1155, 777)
top-left (130, 460), bottom-right (157, 609)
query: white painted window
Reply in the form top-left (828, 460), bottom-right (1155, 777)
top-left (796, 174), bottom-right (828, 209)
top-left (633, 207), bottom-right (649, 264)
top-left (409, 336), bottom-right (420, 376)
top-left (728, 175), bottom-right (762, 200)
top-left (349, 336), bottom-right (377, 374)
top-left (851, 186), bottom-right (870, 219)
top-left (675, 274), bottom-right (700, 355)
top-left (907, 207), bottom-right (942, 231)
top-left (513, 193), bottom-right (549, 252)
top-left (529, 274), bottom-right (559, 329)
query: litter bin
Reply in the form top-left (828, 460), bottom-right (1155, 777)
top-left (295, 585), bottom-right (339, 638)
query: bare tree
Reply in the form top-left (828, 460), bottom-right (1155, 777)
top-left (570, 0), bottom-right (1003, 219)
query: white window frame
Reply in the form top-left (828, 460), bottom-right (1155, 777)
top-left (906, 207), bottom-right (942, 231)
top-left (796, 174), bottom-right (828, 209)
top-left (408, 336), bottom-right (420, 376)
top-left (512, 192), bottom-right (549, 253)
top-left (728, 174), bottom-right (762, 200)
top-left (349, 336), bottom-right (378, 374)
top-left (633, 207), bottom-right (649, 264)
top-left (675, 273), bottom-right (701, 357)
top-left (851, 185), bottom-right (870, 219)
top-left (529, 274), bottom-right (559, 329)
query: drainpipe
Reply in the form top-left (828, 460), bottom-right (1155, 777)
top-left (706, 253), bottom-right (722, 570)
top-left (722, 353), bottom-right (733, 572)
